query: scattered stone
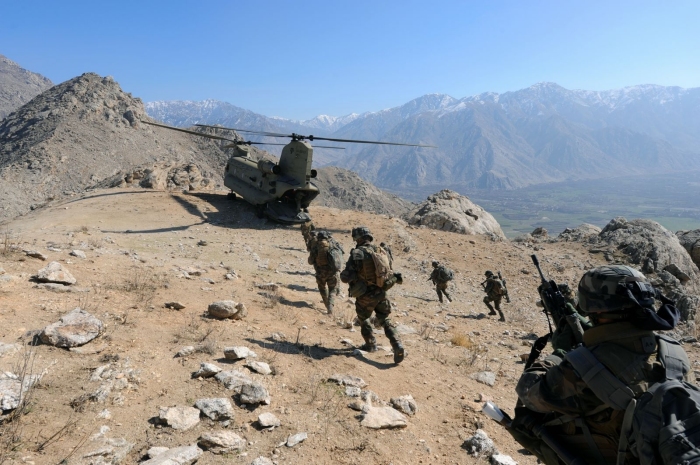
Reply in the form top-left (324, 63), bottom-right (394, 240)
top-left (473, 371), bottom-right (496, 387)
top-left (345, 386), bottom-right (361, 397)
top-left (23, 250), bottom-right (47, 260)
top-left (245, 360), bottom-right (272, 375)
top-left (141, 444), bottom-right (203, 464)
top-left (328, 374), bottom-right (367, 388)
top-left (464, 429), bottom-right (496, 457)
top-left (176, 346), bottom-right (195, 357)
top-left (239, 383), bottom-right (270, 405)
top-left (192, 362), bottom-right (221, 378)
top-left (286, 432), bottom-right (308, 447)
top-left (224, 346), bottom-right (257, 360)
top-left (70, 249), bottom-right (87, 259)
top-left (1, 372), bottom-right (43, 412)
top-left (271, 332), bottom-right (286, 342)
top-left (664, 264), bottom-right (691, 283)
top-left (157, 406), bottom-right (200, 431)
top-left (208, 300), bottom-right (247, 320)
top-left (250, 458), bottom-right (274, 465)
top-left (194, 398), bottom-right (234, 421)
top-left (215, 370), bottom-right (254, 391)
top-left (257, 412), bottom-right (281, 428)
top-left (34, 282), bottom-right (89, 293)
top-left (197, 240), bottom-right (208, 246)
top-left (0, 342), bottom-right (21, 358)
top-left (33, 261), bottom-right (76, 284)
top-left (359, 405), bottom-right (408, 429)
top-left (558, 223), bottom-right (602, 242)
top-left (146, 446), bottom-right (170, 458)
top-left (82, 437), bottom-right (134, 463)
top-left (40, 308), bottom-right (104, 348)
top-left (198, 431), bottom-right (246, 454)
top-left (491, 453), bottom-right (518, 465)
top-left (390, 395), bottom-right (418, 416)
top-left (347, 400), bottom-right (365, 411)
top-left (165, 301), bottom-right (185, 310)
top-left (257, 282), bottom-right (279, 291)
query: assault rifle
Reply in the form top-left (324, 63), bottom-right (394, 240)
top-left (497, 271), bottom-right (511, 303)
top-left (526, 254), bottom-right (570, 368)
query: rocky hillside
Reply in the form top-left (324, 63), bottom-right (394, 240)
top-left (0, 73), bottom-right (412, 224)
top-left (0, 54), bottom-right (53, 120)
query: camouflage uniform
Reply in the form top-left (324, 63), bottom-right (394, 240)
top-left (429, 261), bottom-right (453, 303)
top-left (301, 221), bottom-right (315, 250)
top-left (308, 232), bottom-right (339, 314)
top-left (537, 283), bottom-right (592, 358)
top-left (510, 265), bottom-right (691, 464)
top-left (340, 226), bottom-right (404, 364)
top-left (483, 271), bottom-right (505, 321)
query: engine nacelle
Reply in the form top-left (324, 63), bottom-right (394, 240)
top-left (257, 160), bottom-right (281, 175)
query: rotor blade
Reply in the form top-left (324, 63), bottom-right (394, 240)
top-left (309, 135), bottom-right (436, 148)
top-left (222, 142), bottom-right (287, 148)
top-left (312, 145), bottom-right (345, 149)
top-left (194, 124), bottom-right (291, 138)
top-left (141, 120), bottom-right (240, 143)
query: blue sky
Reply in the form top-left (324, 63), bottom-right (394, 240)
top-left (2, 0), bottom-right (699, 120)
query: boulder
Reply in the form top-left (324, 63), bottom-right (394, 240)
top-left (157, 406), bottom-right (200, 431)
top-left (81, 437), bottom-right (134, 464)
top-left (40, 308), bottom-right (104, 348)
top-left (286, 432), bottom-right (308, 447)
top-left (208, 301), bottom-right (247, 319)
top-left (405, 190), bottom-right (506, 240)
top-left (33, 261), bottom-right (76, 285)
top-left (194, 398), bottom-right (234, 421)
top-left (1, 372), bottom-right (42, 412)
top-left (473, 371), bottom-right (496, 387)
top-left (224, 346), bottom-right (257, 360)
top-left (70, 250), bottom-right (87, 259)
top-left (677, 229), bottom-right (700, 268)
top-left (557, 223), bottom-right (602, 242)
top-left (359, 405), bottom-right (408, 429)
top-left (215, 370), bottom-right (253, 391)
top-left (239, 383), bottom-right (270, 405)
top-left (141, 444), bottom-right (203, 464)
top-left (390, 394), bottom-right (418, 416)
top-left (192, 362), bottom-right (221, 378)
top-left (197, 431), bottom-right (246, 454)
top-left (245, 360), bottom-right (272, 375)
top-left (257, 412), bottom-right (281, 428)
top-left (463, 429), bottom-right (496, 457)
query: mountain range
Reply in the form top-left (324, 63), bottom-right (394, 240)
top-left (0, 54), bottom-right (53, 119)
top-left (146, 83), bottom-right (700, 190)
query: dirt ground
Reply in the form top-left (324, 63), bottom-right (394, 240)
top-left (1, 188), bottom-right (698, 465)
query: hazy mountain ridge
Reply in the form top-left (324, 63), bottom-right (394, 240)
top-left (145, 82), bottom-right (700, 190)
top-left (0, 54), bottom-right (54, 120)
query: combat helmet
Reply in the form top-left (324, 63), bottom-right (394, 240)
top-left (578, 265), bottom-right (656, 315)
top-left (351, 226), bottom-right (373, 242)
top-left (317, 230), bottom-right (330, 239)
top-left (432, 261), bottom-right (439, 267)
top-left (485, 270), bottom-right (494, 277)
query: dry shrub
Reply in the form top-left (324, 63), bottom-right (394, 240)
top-left (0, 230), bottom-right (21, 258)
top-left (450, 332), bottom-right (474, 348)
top-left (0, 348), bottom-right (38, 464)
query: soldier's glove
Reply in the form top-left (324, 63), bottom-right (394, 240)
top-left (394, 272), bottom-right (403, 285)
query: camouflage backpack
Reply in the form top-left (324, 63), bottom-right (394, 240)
top-left (326, 238), bottom-right (344, 273)
top-left (490, 278), bottom-right (506, 296)
top-left (315, 238), bottom-right (330, 267)
top-left (565, 335), bottom-right (700, 465)
top-left (357, 244), bottom-right (393, 288)
top-left (437, 266), bottom-right (454, 282)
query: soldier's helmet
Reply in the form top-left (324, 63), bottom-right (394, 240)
top-left (351, 226), bottom-right (373, 242)
top-left (317, 231), bottom-right (329, 239)
top-left (432, 261), bottom-right (439, 267)
top-left (485, 270), bottom-right (494, 277)
top-left (578, 265), bottom-right (656, 315)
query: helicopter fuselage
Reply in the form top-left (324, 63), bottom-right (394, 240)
top-left (224, 140), bottom-right (319, 224)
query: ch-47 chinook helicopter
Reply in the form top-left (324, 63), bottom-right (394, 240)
top-left (141, 120), bottom-right (435, 224)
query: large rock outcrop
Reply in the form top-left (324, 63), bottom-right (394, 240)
top-left (590, 217), bottom-right (700, 320)
top-left (404, 190), bottom-right (506, 240)
top-left (677, 230), bottom-right (700, 269)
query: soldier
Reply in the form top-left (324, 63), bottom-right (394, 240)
top-left (482, 270), bottom-right (506, 321)
top-left (308, 230), bottom-right (341, 314)
top-left (305, 229), bottom-right (318, 253)
top-left (301, 221), bottom-right (315, 249)
top-left (509, 265), bottom-right (693, 464)
top-left (536, 282), bottom-right (592, 358)
top-left (429, 261), bottom-right (453, 303)
top-left (340, 226), bottom-right (405, 364)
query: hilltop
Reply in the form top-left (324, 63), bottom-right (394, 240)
top-left (3, 189), bottom-right (698, 464)
top-left (0, 54), bottom-right (53, 120)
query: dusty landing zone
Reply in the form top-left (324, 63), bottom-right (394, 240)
top-left (1, 188), bottom-right (698, 464)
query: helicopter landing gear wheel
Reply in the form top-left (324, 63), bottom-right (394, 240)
top-left (227, 191), bottom-right (237, 200)
top-left (255, 204), bottom-right (266, 219)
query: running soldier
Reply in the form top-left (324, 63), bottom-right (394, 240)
top-left (340, 226), bottom-right (405, 363)
top-left (429, 261), bottom-right (454, 303)
top-left (308, 230), bottom-right (343, 314)
top-left (482, 270), bottom-right (506, 321)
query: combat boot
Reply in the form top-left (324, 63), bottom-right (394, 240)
top-left (437, 291), bottom-right (443, 303)
top-left (444, 292), bottom-right (453, 303)
top-left (497, 309), bottom-right (506, 322)
top-left (392, 342), bottom-right (405, 364)
top-left (360, 336), bottom-right (377, 352)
